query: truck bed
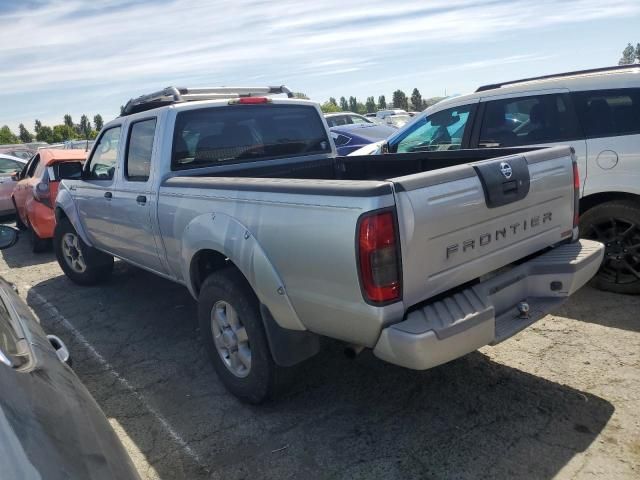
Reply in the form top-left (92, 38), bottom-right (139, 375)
top-left (163, 148), bottom-right (540, 184)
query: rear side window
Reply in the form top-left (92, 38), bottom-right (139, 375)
top-left (479, 94), bottom-right (580, 147)
top-left (391, 104), bottom-right (472, 153)
top-left (326, 115), bottom-right (348, 127)
top-left (54, 162), bottom-right (83, 180)
top-left (87, 126), bottom-right (121, 181)
top-left (126, 118), bottom-right (157, 182)
top-left (572, 89), bottom-right (640, 138)
top-left (172, 104), bottom-right (331, 170)
top-left (26, 154), bottom-right (40, 178)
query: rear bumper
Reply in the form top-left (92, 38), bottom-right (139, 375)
top-left (28, 202), bottom-right (55, 239)
top-left (373, 239), bottom-right (604, 370)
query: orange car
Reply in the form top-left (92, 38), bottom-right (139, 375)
top-left (13, 149), bottom-right (86, 252)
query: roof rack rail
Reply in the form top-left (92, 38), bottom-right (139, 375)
top-left (121, 85), bottom-right (294, 116)
top-left (475, 64), bottom-right (640, 92)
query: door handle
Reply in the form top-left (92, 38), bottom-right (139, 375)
top-left (136, 195), bottom-right (147, 205)
top-left (104, 191), bottom-right (112, 199)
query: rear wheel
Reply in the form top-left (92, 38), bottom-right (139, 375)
top-left (54, 218), bottom-right (113, 285)
top-left (198, 268), bottom-right (288, 404)
top-left (580, 200), bottom-right (640, 294)
top-left (28, 222), bottom-right (50, 253)
top-left (12, 199), bottom-right (26, 230)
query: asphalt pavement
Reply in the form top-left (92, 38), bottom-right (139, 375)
top-left (1, 230), bottom-right (638, 479)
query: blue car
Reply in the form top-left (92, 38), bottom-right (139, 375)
top-left (330, 123), bottom-right (397, 156)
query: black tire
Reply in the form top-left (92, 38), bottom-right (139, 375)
top-left (12, 199), bottom-right (27, 230)
top-left (580, 200), bottom-right (640, 295)
top-left (198, 268), bottom-right (287, 404)
top-left (28, 222), bottom-right (50, 253)
top-left (54, 218), bottom-right (114, 285)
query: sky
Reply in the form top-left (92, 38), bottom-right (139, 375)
top-left (1, 0), bottom-right (639, 133)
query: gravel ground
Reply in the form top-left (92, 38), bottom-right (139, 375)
top-left (1, 230), bottom-right (638, 479)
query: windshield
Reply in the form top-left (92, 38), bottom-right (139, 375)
top-left (172, 104), bottom-right (331, 170)
top-left (390, 104), bottom-right (472, 152)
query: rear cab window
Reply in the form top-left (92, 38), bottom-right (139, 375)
top-left (172, 104), bottom-right (331, 170)
top-left (571, 88), bottom-right (640, 138)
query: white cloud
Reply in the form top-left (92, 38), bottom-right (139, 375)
top-left (0, 0), bottom-right (638, 129)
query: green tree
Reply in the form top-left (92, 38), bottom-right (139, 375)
top-left (18, 124), bottom-right (33, 143)
top-left (636, 43), bottom-right (640, 62)
top-left (0, 125), bottom-right (19, 144)
top-left (339, 96), bottom-right (348, 111)
top-left (34, 120), bottom-right (42, 134)
top-left (619, 42), bottom-right (636, 65)
top-left (378, 95), bottom-right (387, 110)
top-left (348, 96), bottom-right (358, 112)
top-left (392, 89), bottom-right (409, 110)
top-left (79, 115), bottom-right (91, 138)
top-left (355, 102), bottom-right (367, 115)
top-left (35, 125), bottom-right (53, 143)
top-left (93, 114), bottom-right (104, 132)
top-left (293, 92), bottom-right (309, 99)
top-left (320, 101), bottom-right (341, 113)
top-left (52, 124), bottom-right (77, 143)
top-left (63, 114), bottom-right (74, 128)
top-left (365, 96), bottom-right (376, 113)
top-left (410, 88), bottom-right (423, 111)
top-left (328, 97), bottom-right (338, 107)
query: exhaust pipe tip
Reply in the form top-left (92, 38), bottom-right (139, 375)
top-left (344, 344), bottom-right (365, 359)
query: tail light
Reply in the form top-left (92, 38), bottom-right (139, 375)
top-left (572, 160), bottom-right (580, 229)
top-left (229, 97), bottom-right (271, 105)
top-left (33, 181), bottom-right (52, 207)
top-left (357, 209), bottom-right (402, 304)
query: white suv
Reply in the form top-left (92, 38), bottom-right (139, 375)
top-left (355, 65), bottom-right (640, 294)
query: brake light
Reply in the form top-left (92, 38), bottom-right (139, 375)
top-left (572, 161), bottom-right (580, 229)
top-left (229, 97), bottom-right (271, 105)
top-left (357, 210), bottom-right (402, 304)
top-left (33, 181), bottom-right (52, 207)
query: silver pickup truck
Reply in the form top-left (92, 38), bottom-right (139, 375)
top-left (54, 86), bottom-right (604, 403)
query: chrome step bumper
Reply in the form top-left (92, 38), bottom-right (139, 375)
top-left (373, 239), bottom-right (604, 370)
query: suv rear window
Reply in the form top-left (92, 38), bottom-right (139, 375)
top-left (172, 104), bottom-right (331, 170)
top-left (572, 89), bottom-right (640, 138)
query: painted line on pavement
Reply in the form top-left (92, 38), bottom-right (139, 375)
top-left (26, 286), bottom-right (206, 470)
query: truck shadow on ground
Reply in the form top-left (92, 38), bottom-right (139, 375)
top-left (27, 266), bottom-right (614, 480)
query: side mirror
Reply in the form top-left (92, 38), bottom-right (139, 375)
top-left (0, 226), bottom-right (18, 250)
top-left (11, 171), bottom-right (19, 181)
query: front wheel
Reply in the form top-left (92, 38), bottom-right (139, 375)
top-left (580, 200), bottom-right (640, 294)
top-left (198, 269), bottom-right (287, 404)
top-left (54, 218), bottom-right (114, 285)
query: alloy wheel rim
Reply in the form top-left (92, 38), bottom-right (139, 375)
top-left (584, 217), bottom-right (640, 285)
top-left (61, 233), bottom-right (87, 273)
top-left (210, 300), bottom-right (251, 378)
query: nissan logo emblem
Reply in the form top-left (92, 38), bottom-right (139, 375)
top-left (499, 161), bottom-right (513, 179)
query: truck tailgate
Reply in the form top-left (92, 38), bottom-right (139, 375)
top-left (392, 146), bottom-right (576, 308)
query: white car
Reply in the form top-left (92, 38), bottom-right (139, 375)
top-left (351, 65), bottom-right (640, 294)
